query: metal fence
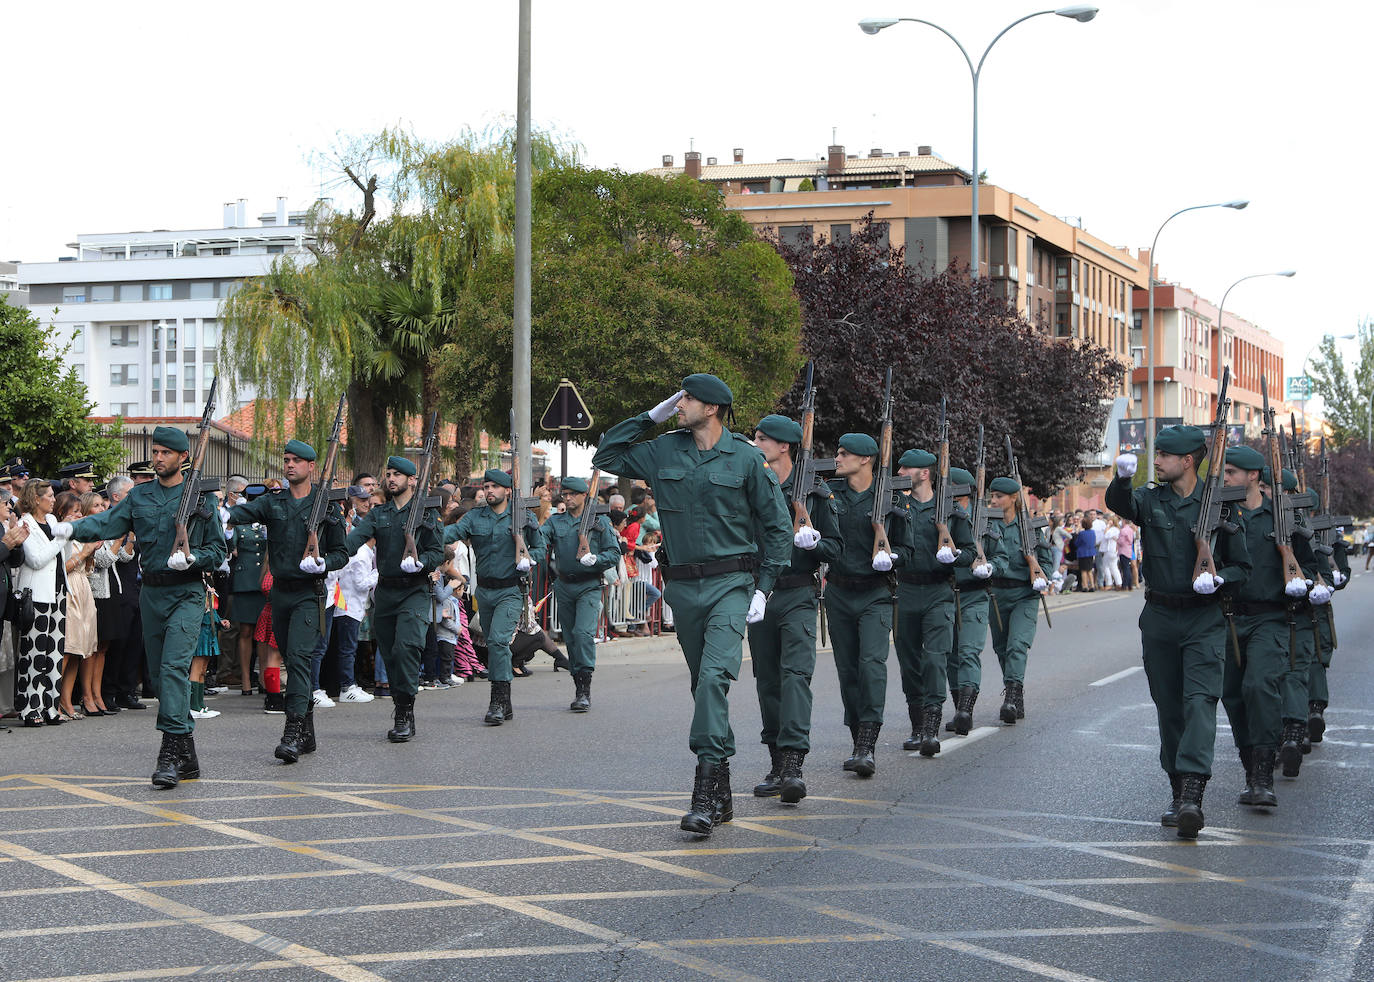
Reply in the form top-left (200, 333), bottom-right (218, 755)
top-left (101, 425), bottom-right (282, 481)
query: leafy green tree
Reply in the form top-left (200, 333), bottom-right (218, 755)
top-left (0, 302), bottom-right (123, 477)
top-left (1306, 319), bottom-right (1374, 447)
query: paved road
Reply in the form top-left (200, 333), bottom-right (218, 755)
top-left (3, 576), bottom-right (1373, 982)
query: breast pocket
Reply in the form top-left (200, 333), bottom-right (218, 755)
top-left (705, 471), bottom-right (745, 515)
top-left (655, 467), bottom-right (688, 513)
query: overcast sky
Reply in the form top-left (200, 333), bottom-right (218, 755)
top-left (3, 0), bottom-right (1364, 387)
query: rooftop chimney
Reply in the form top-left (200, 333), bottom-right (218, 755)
top-left (235, 199), bottom-right (247, 228)
top-left (223, 202), bottom-right (237, 228)
top-left (733, 147), bottom-right (744, 163)
top-left (828, 145), bottom-right (845, 173)
top-left (869, 148), bottom-right (883, 158)
top-left (706, 156), bottom-right (718, 165)
top-left (684, 151), bottom-right (702, 180)
top-left (275, 196), bottom-right (287, 226)
top-left (918, 145), bottom-right (932, 156)
top-left (662, 154), bottom-right (674, 168)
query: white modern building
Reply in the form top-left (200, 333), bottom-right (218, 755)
top-left (18, 199), bottom-right (317, 417)
top-left (0, 261), bottom-right (26, 306)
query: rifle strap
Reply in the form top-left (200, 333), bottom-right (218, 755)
top-left (989, 593), bottom-right (1003, 632)
top-left (1286, 610), bottom-right (1298, 672)
top-left (1328, 605), bottom-right (1338, 650)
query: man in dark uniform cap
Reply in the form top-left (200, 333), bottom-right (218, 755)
top-left (1107, 424), bottom-right (1250, 838)
top-left (4, 458), bottom-right (29, 494)
top-left (58, 462), bottom-right (98, 495)
top-left (129, 460), bottom-right (157, 484)
top-left (594, 374), bottom-right (791, 836)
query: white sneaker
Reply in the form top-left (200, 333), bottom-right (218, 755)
top-left (312, 689), bottom-right (336, 708)
top-left (446, 674), bottom-right (463, 687)
top-left (190, 708), bottom-right (220, 719)
top-left (337, 684), bottom-right (374, 703)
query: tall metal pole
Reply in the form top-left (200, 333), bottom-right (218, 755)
top-left (513, 0), bottom-right (533, 490)
top-left (1366, 388), bottom-right (1373, 449)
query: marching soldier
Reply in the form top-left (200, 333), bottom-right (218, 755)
top-left (227, 440), bottom-right (347, 763)
top-left (57, 426), bottom-right (227, 789)
top-left (986, 476), bottom-right (1054, 725)
top-left (535, 476), bottom-right (620, 712)
top-left (329, 456), bottom-right (443, 743)
top-left (445, 468), bottom-right (546, 726)
top-left (824, 433), bottom-right (911, 778)
top-left (593, 375), bottom-right (791, 837)
top-left (1107, 425), bottom-right (1250, 838)
top-left (748, 414), bottom-right (841, 804)
top-left (946, 466), bottom-right (1000, 734)
top-left (1308, 530), bottom-right (1349, 747)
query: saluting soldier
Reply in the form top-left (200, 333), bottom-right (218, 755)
top-left (57, 426), bottom-right (226, 789)
top-left (824, 433), bottom-right (911, 779)
top-left (748, 414), bottom-right (841, 805)
top-left (893, 448), bottom-right (976, 758)
top-left (535, 475), bottom-right (620, 712)
top-left (329, 455), bottom-right (444, 743)
top-left (946, 466), bottom-right (1000, 735)
top-left (1108, 425), bottom-right (1251, 838)
top-left (593, 375), bottom-right (791, 837)
top-left (445, 467), bottom-right (546, 726)
top-left (227, 440), bottom-right (346, 763)
top-left (986, 475), bottom-right (1054, 725)
top-left (1308, 524), bottom-right (1349, 747)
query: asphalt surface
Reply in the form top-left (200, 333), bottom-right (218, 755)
top-left (3, 574), bottom-right (1373, 982)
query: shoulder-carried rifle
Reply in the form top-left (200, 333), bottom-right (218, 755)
top-left (1260, 377), bottom-right (1306, 585)
top-left (1003, 435), bottom-right (1052, 627)
top-left (171, 375), bottom-right (221, 562)
top-left (933, 396), bottom-right (968, 555)
top-left (870, 367), bottom-right (911, 561)
top-left (968, 424), bottom-right (997, 566)
top-left (576, 464), bottom-right (611, 560)
top-left (401, 412), bottom-right (441, 566)
top-left (302, 394), bottom-right (349, 564)
top-left (791, 362), bottom-right (836, 531)
top-left (1309, 436), bottom-right (1353, 573)
top-left (1191, 367), bottom-right (1244, 581)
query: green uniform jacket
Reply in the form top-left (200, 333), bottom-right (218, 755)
top-left (763, 471), bottom-right (842, 577)
top-left (593, 414), bottom-right (791, 594)
top-left (229, 523), bottom-right (268, 592)
top-left (826, 480), bottom-right (912, 576)
top-left (333, 496), bottom-right (444, 578)
top-left (227, 489), bottom-right (347, 588)
top-left (69, 478), bottom-right (226, 575)
top-left (538, 510), bottom-right (620, 583)
top-left (987, 515), bottom-right (1055, 584)
top-left (1231, 498), bottom-right (1320, 602)
top-left (953, 505), bottom-right (1007, 587)
top-left (445, 504), bottom-right (545, 580)
top-left (1105, 476), bottom-right (1251, 592)
top-left (898, 493), bottom-right (976, 575)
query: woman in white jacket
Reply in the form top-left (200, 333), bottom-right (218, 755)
top-left (15, 480), bottom-right (71, 726)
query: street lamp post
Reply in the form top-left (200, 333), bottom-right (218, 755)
top-left (1143, 200), bottom-right (1249, 482)
top-left (859, 6), bottom-right (1097, 279)
top-left (1214, 270), bottom-right (1295, 440)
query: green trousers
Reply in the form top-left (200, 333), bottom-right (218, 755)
top-left (1221, 613), bottom-right (1288, 750)
top-left (554, 580), bottom-right (601, 675)
top-left (141, 583), bottom-right (205, 736)
top-left (1139, 603), bottom-right (1225, 777)
top-left (951, 587), bottom-right (990, 694)
top-left (989, 587), bottom-right (1039, 685)
top-left (476, 585), bottom-right (523, 684)
top-left (894, 582), bottom-right (955, 712)
top-left (1279, 611), bottom-right (1320, 722)
top-left (823, 583), bottom-right (892, 728)
top-left (665, 571), bottom-right (751, 764)
top-left (747, 584), bottom-right (818, 753)
top-left (372, 585), bottom-right (429, 699)
top-left (270, 583), bottom-right (323, 717)
top-left (1310, 608), bottom-right (1335, 705)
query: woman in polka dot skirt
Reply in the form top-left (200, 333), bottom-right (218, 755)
top-left (15, 480), bottom-right (70, 726)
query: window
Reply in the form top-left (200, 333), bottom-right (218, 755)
top-left (111, 403), bottom-right (138, 417)
top-left (152, 363), bottom-right (161, 390)
top-left (165, 389), bottom-right (178, 404)
top-left (110, 324), bottom-right (139, 347)
top-left (90, 284), bottom-right (115, 303)
top-left (778, 225), bottom-right (813, 248)
top-left (166, 326), bottom-right (177, 350)
top-left (62, 286), bottom-right (86, 303)
top-left (266, 244), bottom-right (285, 254)
top-left (70, 328), bottom-right (86, 354)
top-left (119, 284), bottom-right (143, 302)
top-left (220, 281), bottom-right (240, 297)
top-left (110, 364), bottom-right (139, 386)
top-left (148, 284), bottom-right (172, 300)
top-left (152, 326), bottom-right (160, 351)
top-left (73, 364), bottom-right (85, 383)
top-left (190, 282), bottom-right (214, 300)
top-left (202, 319), bottom-right (218, 347)
top-left (183, 320), bottom-right (198, 349)
top-left (830, 224), bottom-right (851, 244)
top-left (211, 247), bottom-right (231, 256)
top-left (185, 364), bottom-right (197, 388)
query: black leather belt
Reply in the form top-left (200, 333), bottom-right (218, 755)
top-left (958, 579), bottom-right (991, 591)
top-left (1145, 588), bottom-right (1218, 610)
top-left (660, 556), bottom-right (757, 581)
top-left (477, 574), bottom-right (524, 590)
top-left (774, 572), bottom-right (818, 591)
top-left (557, 569), bottom-right (602, 583)
top-left (142, 570), bottom-right (202, 588)
top-left (379, 574), bottom-right (429, 589)
top-left (1230, 598), bottom-right (1311, 616)
top-left (826, 572), bottom-right (889, 590)
top-left (898, 570), bottom-right (953, 586)
top-left (990, 576), bottom-right (1031, 590)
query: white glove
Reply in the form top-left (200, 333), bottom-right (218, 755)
top-left (1284, 577), bottom-right (1308, 598)
top-left (1192, 572), bottom-right (1223, 594)
top-left (1032, 576), bottom-right (1048, 592)
top-left (794, 526), bottom-right (821, 550)
top-left (648, 389), bottom-right (687, 424)
top-left (1310, 583), bottom-right (1333, 605)
top-left (972, 563), bottom-right (993, 579)
top-left (515, 556), bottom-right (532, 572)
top-left (400, 556), bottom-right (423, 573)
top-left (871, 551), bottom-right (894, 572)
top-left (746, 589), bottom-right (767, 624)
top-left (50, 520), bottom-right (74, 539)
top-left (1333, 570), bottom-right (1347, 587)
top-left (167, 551), bottom-right (193, 571)
top-left (1115, 453), bottom-right (1138, 479)
top-left (218, 559), bottom-right (230, 574)
top-left (936, 546), bottom-right (959, 564)
top-left (300, 556), bottom-right (326, 575)
top-left (579, 552), bottom-right (598, 567)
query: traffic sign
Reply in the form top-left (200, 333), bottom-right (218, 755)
top-left (540, 378), bottom-right (594, 431)
top-left (1285, 376), bottom-right (1312, 401)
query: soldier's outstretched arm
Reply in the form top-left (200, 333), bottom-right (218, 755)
top-left (333, 508), bottom-right (377, 568)
top-left (69, 493), bottom-right (134, 542)
top-left (226, 495), bottom-right (271, 527)
top-left (1104, 474), bottom-right (1141, 523)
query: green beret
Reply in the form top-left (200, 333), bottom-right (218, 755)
top-left (838, 432), bottom-right (879, 457)
top-left (899, 448), bottom-right (936, 469)
top-left (560, 476), bottom-right (589, 494)
top-left (1282, 468), bottom-right (1298, 491)
top-left (483, 467), bottom-right (512, 488)
top-left (989, 476), bottom-right (1021, 494)
top-left (681, 373), bottom-right (733, 406)
top-left (387, 455), bottom-right (417, 477)
top-left (948, 467), bottom-right (975, 488)
top-left (151, 426), bottom-right (190, 453)
top-left (284, 439), bottom-right (317, 462)
top-left (1261, 466), bottom-right (1273, 487)
top-left (1155, 424), bottom-right (1207, 457)
top-left (1225, 446), bottom-right (1266, 472)
top-left (755, 414), bottom-right (803, 444)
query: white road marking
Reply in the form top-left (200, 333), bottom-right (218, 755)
top-left (1321, 844), bottom-right (1374, 981)
top-left (1090, 666), bottom-right (1144, 687)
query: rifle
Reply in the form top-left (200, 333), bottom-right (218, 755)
top-left (401, 412), bottom-right (441, 567)
top-left (1260, 378), bottom-right (1305, 585)
top-left (969, 424), bottom-right (999, 567)
top-left (508, 410), bottom-right (542, 630)
top-left (870, 367), bottom-right (912, 562)
top-left (575, 465), bottom-right (612, 561)
top-left (1291, 413), bottom-right (1308, 492)
top-left (301, 394), bottom-right (349, 565)
top-left (933, 396), bottom-right (969, 556)
top-left (1310, 436), bottom-right (1353, 572)
top-left (791, 361), bottom-right (836, 531)
top-left (170, 376), bottom-right (221, 562)
top-left (1191, 367), bottom-right (1244, 582)
top-left (1003, 435), bottom-right (1052, 627)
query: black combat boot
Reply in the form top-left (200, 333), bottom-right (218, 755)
top-left (753, 744), bottom-right (782, 797)
top-left (151, 731), bottom-right (181, 789)
top-left (388, 695), bottom-right (416, 742)
top-left (483, 682), bottom-right (510, 726)
top-left (919, 705), bottom-right (942, 758)
top-left (1300, 727), bottom-right (1312, 755)
top-left (680, 761), bottom-right (719, 836)
top-left (570, 671), bottom-right (591, 712)
top-left (1175, 773), bottom-right (1208, 839)
top-left (300, 710), bottom-right (317, 755)
top-left (1013, 681), bottom-right (1025, 719)
top-left (945, 689), bottom-right (959, 733)
top-left (500, 680), bottom-right (515, 721)
top-left (952, 686), bottom-right (976, 735)
top-left (263, 691), bottom-right (285, 714)
top-left (1279, 721), bottom-right (1305, 777)
top-left (1160, 773), bottom-right (1182, 827)
top-left (844, 722), bottom-right (861, 771)
top-left (852, 721), bottom-right (880, 778)
top-left (713, 760), bottom-right (733, 825)
top-left (1308, 701), bottom-right (1327, 743)
top-left (778, 749), bottom-right (807, 804)
top-left (275, 714), bottom-right (306, 763)
top-left (178, 734), bottom-right (200, 781)
top-left (1236, 746), bottom-right (1256, 805)
top-left (903, 704), bottom-right (923, 751)
top-left (1250, 745), bottom-right (1278, 808)
top-left (999, 683), bottom-right (1019, 724)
